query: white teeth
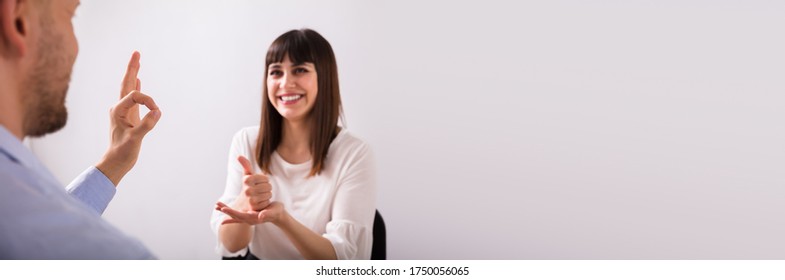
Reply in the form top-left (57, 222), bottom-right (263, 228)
top-left (281, 95), bottom-right (303, 102)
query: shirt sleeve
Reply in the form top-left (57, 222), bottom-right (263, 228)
top-left (65, 166), bottom-right (117, 215)
top-left (322, 142), bottom-right (377, 260)
top-left (210, 129), bottom-right (254, 257)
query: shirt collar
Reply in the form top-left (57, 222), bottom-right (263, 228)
top-left (0, 124), bottom-right (38, 169)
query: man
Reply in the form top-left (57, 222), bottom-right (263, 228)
top-left (0, 0), bottom-right (160, 258)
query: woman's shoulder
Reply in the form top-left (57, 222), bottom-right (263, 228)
top-left (329, 128), bottom-right (373, 157)
top-left (232, 126), bottom-right (260, 142)
top-left (229, 126), bottom-right (260, 151)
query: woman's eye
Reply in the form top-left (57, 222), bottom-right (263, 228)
top-left (269, 70), bottom-right (283, 76)
top-left (293, 68), bottom-right (308, 74)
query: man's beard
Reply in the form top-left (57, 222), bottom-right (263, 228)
top-left (21, 21), bottom-right (73, 138)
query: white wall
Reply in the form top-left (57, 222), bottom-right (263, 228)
top-left (33, 0), bottom-right (785, 259)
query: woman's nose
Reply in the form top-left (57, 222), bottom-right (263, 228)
top-left (279, 75), bottom-right (296, 88)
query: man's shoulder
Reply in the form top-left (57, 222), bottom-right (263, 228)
top-left (0, 165), bottom-right (154, 259)
top-left (0, 158), bottom-right (45, 195)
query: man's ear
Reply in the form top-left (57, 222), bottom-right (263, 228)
top-left (0, 0), bottom-right (28, 57)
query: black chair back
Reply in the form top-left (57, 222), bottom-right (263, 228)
top-left (371, 209), bottom-right (386, 260)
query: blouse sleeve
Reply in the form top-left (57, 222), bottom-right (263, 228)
top-left (209, 128), bottom-right (252, 257)
top-left (322, 142), bottom-right (378, 259)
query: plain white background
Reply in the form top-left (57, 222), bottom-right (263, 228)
top-left (32, 0), bottom-right (785, 259)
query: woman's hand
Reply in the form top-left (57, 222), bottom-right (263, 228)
top-left (234, 156), bottom-right (273, 211)
top-left (216, 201), bottom-right (286, 225)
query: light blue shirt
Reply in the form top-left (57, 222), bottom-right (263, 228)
top-left (0, 125), bottom-right (155, 259)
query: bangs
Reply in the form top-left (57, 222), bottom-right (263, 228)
top-left (265, 30), bottom-right (316, 66)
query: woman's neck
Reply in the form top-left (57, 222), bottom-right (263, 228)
top-left (278, 119), bottom-right (312, 164)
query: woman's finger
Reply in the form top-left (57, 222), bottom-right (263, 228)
top-left (221, 218), bottom-right (244, 225)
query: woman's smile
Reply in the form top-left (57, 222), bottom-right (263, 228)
top-left (278, 93), bottom-right (305, 105)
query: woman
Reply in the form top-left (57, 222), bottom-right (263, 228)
top-left (210, 29), bottom-right (376, 260)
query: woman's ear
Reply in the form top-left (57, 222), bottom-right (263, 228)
top-left (0, 0), bottom-right (29, 57)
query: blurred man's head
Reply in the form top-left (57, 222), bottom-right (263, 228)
top-left (0, 0), bottom-right (79, 138)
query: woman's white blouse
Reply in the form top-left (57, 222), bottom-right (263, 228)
top-left (210, 126), bottom-right (377, 259)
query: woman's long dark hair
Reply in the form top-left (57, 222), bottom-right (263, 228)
top-left (256, 29), bottom-right (342, 177)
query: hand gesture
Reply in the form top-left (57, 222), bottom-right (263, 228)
top-left (96, 51), bottom-right (162, 186)
top-left (215, 201), bottom-right (285, 225)
top-left (235, 156), bottom-right (273, 211)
